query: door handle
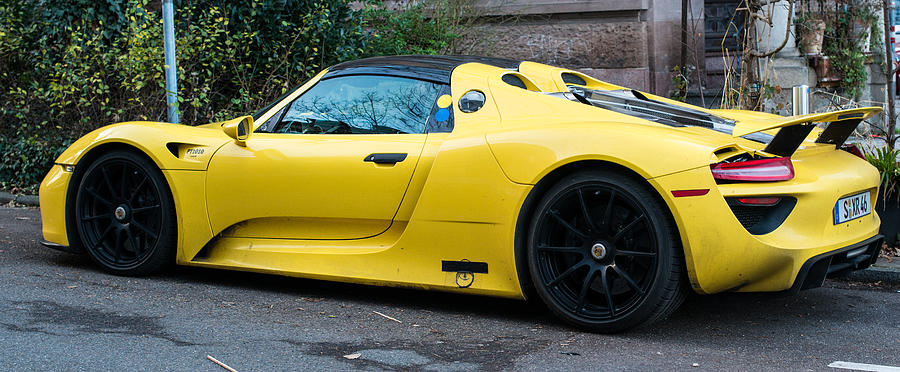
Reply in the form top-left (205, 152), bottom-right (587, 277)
top-left (364, 153), bottom-right (408, 164)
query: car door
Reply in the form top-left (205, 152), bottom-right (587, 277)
top-left (205, 74), bottom-right (447, 240)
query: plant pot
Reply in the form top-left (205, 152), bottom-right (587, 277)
top-left (811, 55), bottom-right (842, 87)
top-left (798, 18), bottom-right (826, 55)
top-left (876, 192), bottom-right (900, 246)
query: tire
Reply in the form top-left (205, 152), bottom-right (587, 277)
top-left (527, 170), bottom-right (687, 333)
top-left (74, 150), bottom-right (176, 275)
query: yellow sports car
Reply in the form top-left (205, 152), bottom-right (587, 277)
top-left (39, 55), bottom-right (883, 332)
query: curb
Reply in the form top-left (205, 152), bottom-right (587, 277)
top-left (0, 192), bottom-right (40, 207)
top-left (844, 259), bottom-right (900, 285)
top-left (845, 267), bottom-right (900, 286)
top-left (870, 261), bottom-right (900, 274)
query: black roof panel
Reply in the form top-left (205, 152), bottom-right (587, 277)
top-left (324, 55), bottom-right (521, 83)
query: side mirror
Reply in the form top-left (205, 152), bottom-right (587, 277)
top-left (222, 116), bottom-right (253, 146)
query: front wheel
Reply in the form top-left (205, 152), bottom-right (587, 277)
top-left (74, 150), bottom-right (176, 275)
top-left (527, 170), bottom-right (687, 333)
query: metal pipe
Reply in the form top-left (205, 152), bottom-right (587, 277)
top-left (884, 0), bottom-right (896, 147)
top-left (792, 85), bottom-right (809, 116)
top-left (162, 0), bottom-right (179, 124)
top-left (680, 0), bottom-right (688, 74)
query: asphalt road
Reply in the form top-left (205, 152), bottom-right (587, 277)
top-left (1, 205), bottom-right (899, 371)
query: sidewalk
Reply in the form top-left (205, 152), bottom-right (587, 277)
top-left (0, 191), bottom-right (38, 207)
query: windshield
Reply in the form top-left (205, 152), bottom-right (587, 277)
top-left (564, 86), bottom-right (774, 143)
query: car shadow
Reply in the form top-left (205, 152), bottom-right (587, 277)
top-left (42, 247), bottom-right (875, 338)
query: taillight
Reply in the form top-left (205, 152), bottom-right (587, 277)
top-left (841, 144), bottom-right (865, 159)
top-left (710, 157), bottom-right (794, 182)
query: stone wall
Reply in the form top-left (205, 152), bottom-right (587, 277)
top-left (453, 0), bottom-right (701, 94)
top-left (463, 21), bottom-right (648, 69)
top-left (460, 19), bottom-right (652, 89)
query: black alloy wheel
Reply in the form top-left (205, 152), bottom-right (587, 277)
top-left (528, 170), bottom-right (687, 333)
top-left (75, 151), bottom-right (176, 275)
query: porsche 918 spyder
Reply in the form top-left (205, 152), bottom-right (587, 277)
top-left (39, 55), bottom-right (883, 332)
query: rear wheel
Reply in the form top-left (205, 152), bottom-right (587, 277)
top-left (74, 151), bottom-right (176, 275)
top-left (527, 170), bottom-right (686, 333)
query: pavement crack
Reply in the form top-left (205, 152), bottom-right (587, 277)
top-left (294, 337), bottom-right (552, 371)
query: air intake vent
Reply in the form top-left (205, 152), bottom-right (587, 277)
top-left (502, 74), bottom-right (527, 89)
top-left (165, 142), bottom-right (206, 159)
top-left (726, 197), bottom-right (796, 235)
top-left (714, 147), bottom-right (737, 156)
top-left (561, 72), bottom-right (586, 85)
top-left (729, 205), bottom-right (767, 229)
top-left (166, 143), bottom-right (179, 158)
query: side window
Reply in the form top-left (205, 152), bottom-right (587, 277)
top-left (256, 105), bottom-right (287, 133)
top-left (273, 75), bottom-right (446, 134)
top-left (425, 85), bottom-right (454, 133)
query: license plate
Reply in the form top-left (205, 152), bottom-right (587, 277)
top-left (833, 191), bottom-right (871, 224)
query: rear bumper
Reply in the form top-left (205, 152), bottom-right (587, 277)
top-left (788, 234), bottom-right (883, 293)
top-left (650, 150), bottom-right (881, 294)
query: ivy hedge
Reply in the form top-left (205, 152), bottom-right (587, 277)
top-left (0, 0), bottom-right (459, 192)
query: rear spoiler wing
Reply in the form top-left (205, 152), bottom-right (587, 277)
top-left (731, 107), bottom-right (882, 156)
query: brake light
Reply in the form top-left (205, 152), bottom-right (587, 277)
top-left (672, 189), bottom-right (710, 197)
top-left (710, 157), bottom-right (794, 182)
top-left (841, 144), bottom-right (865, 159)
top-left (736, 197), bottom-right (781, 206)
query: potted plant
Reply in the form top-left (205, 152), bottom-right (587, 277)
top-left (815, 1), bottom-right (874, 98)
top-left (847, 0), bottom-right (878, 54)
top-left (865, 146), bottom-right (900, 245)
top-left (811, 55), bottom-right (842, 87)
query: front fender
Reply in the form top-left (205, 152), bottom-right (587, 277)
top-left (56, 121), bottom-right (231, 170)
top-left (43, 121), bottom-right (227, 259)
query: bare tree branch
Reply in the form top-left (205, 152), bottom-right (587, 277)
top-left (748, 0), bottom-right (795, 58)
